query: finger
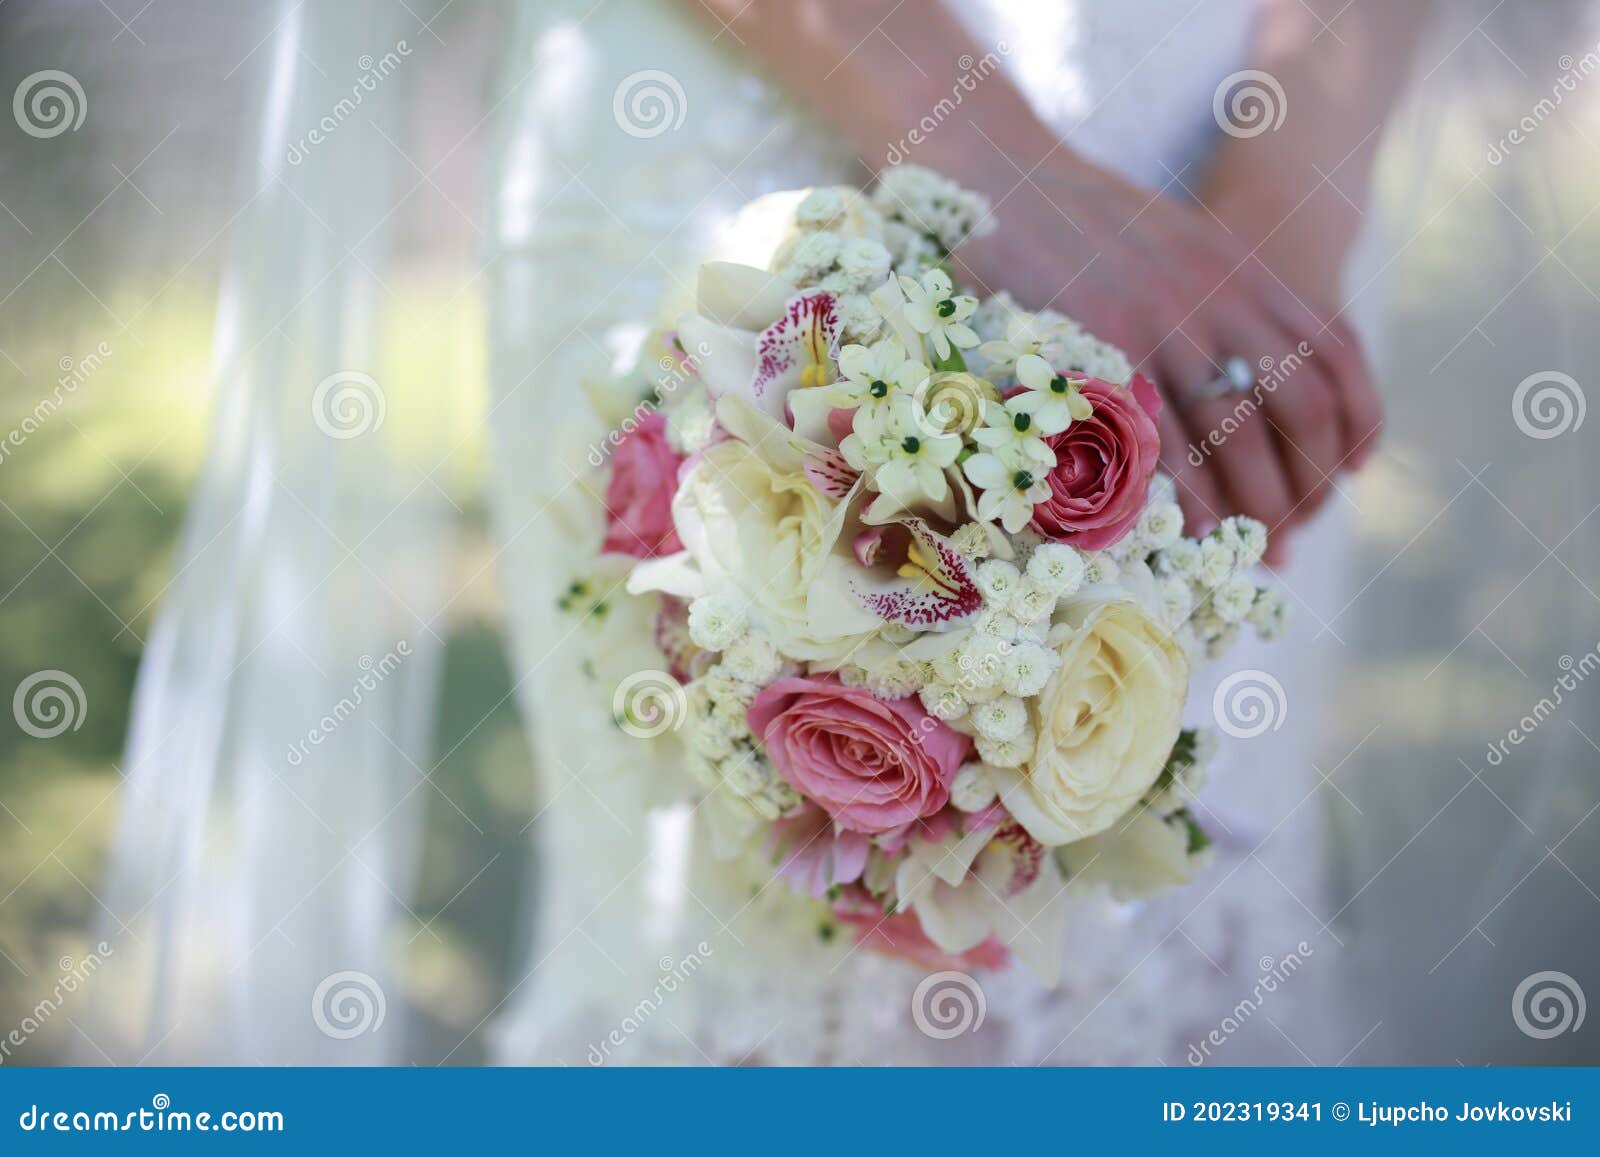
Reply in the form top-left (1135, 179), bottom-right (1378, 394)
top-left (1251, 281), bottom-right (1384, 473)
top-left (1313, 318), bottom-right (1383, 470)
top-left (1156, 335), bottom-right (1296, 532)
top-left (1231, 322), bottom-right (1343, 523)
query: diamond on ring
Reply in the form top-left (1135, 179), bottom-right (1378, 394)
top-left (1194, 355), bottom-right (1255, 400)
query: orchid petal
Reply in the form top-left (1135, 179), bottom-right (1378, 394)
top-left (848, 517), bottom-right (982, 630)
top-left (751, 291), bottom-right (843, 411)
top-left (696, 261), bottom-right (798, 329)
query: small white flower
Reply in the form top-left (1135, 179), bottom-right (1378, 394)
top-left (1013, 354), bottom-right (1093, 435)
top-left (790, 230), bottom-right (842, 275)
top-left (837, 238), bottom-right (892, 286)
top-left (976, 609), bottom-right (1022, 640)
top-left (975, 559), bottom-right (1022, 603)
top-left (721, 634), bottom-right (781, 684)
top-left (899, 269), bottom-right (979, 361)
top-left (690, 720), bottom-right (734, 761)
top-left (1001, 641), bottom-right (1057, 697)
top-left (721, 751), bottom-right (771, 797)
top-left (956, 632), bottom-right (1007, 690)
top-left (1158, 576), bottom-right (1194, 626)
top-left (1156, 538), bottom-right (1201, 580)
top-left (1008, 577), bottom-right (1058, 623)
top-left (1199, 537), bottom-right (1235, 587)
top-left (703, 669), bottom-right (756, 709)
top-left (687, 596), bottom-right (747, 652)
top-left (970, 398), bottom-right (1058, 467)
top-left (1213, 575), bottom-right (1257, 623)
top-left (1137, 501), bottom-right (1184, 551)
top-left (963, 452), bottom-right (1051, 534)
top-left (1222, 516), bottom-right (1269, 569)
top-left (796, 188), bottom-right (844, 227)
top-left (870, 397), bottom-right (963, 507)
top-left (864, 657), bottom-right (925, 699)
top-left (829, 337), bottom-right (921, 437)
top-left (1247, 588), bottom-right (1287, 639)
top-left (976, 724), bottom-right (1033, 769)
top-left (919, 682), bottom-right (968, 721)
top-left (950, 522), bottom-right (993, 558)
top-left (1026, 543), bottom-right (1085, 597)
top-left (835, 293), bottom-right (883, 342)
top-left (971, 695), bottom-right (1028, 742)
top-left (975, 310), bottom-right (1052, 371)
top-left (1081, 551), bottom-right (1120, 586)
top-left (950, 763), bottom-right (997, 812)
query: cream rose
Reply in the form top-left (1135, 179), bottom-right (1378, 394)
top-left (670, 438), bottom-right (879, 661)
top-left (992, 597), bottom-right (1189, 846)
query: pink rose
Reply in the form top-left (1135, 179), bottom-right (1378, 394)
top-left (1029, 374), bottom-right (1162, 550)
top-left (601, 411), bottom-right (684, 559)
top-left (747, 675), bottom-right (970, 834)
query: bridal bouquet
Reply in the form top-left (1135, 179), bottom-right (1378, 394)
top-left (582, 166), bottom-right (1284, 983)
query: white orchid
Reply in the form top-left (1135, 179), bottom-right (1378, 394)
top-left (1013, 353), bottom-right (1093, 435)
top-left (898, 269), bottom-right (979, 361)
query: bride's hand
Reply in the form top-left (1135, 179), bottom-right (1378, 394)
top-left (951, 155), bottom-right (1378, 549)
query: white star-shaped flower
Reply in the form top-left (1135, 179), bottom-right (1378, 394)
top-left (970, 397), bottom-right (1059, 467)
top-left (963, 451), bottom-right (1051, 534)
top-left (1012, 353), bottom-right (1093, 435)
top-left (898, 269), bottom-right (979, 361)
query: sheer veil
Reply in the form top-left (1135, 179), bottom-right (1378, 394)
top-left (87, 0), bottom-right (1600, 1064)
top-left (84, 1), bottom-right (450, 1063)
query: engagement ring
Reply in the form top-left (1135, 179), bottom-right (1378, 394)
top-left (1194, 355), bottom-right (1256, 400)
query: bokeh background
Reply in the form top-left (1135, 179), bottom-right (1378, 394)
top-left (2, 0), bottom-right (1598, 1065)
top-left (0, 1), bottom-right (538, 1064)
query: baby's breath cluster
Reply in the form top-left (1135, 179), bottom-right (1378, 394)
top-left (870, 164), bottom-right (993, 271)
top-left (909, 540), bottom-right (1089, 770)
top-left (1151, 513), bottom-right (1284, 658)
top-left (681, 596), bottom-right (798, 821)
top-left (777, 188), bottom-right (896, 341)
top-left (976, 297), bottom-right (1135, 386)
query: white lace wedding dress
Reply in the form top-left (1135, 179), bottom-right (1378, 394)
top-left (485, 0), bottom-right (1356, 1065)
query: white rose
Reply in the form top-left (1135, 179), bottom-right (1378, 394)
top-left (992, 596), bottom-right (1189, 846)
top-left (668, 439), bottom-right (878, 662)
